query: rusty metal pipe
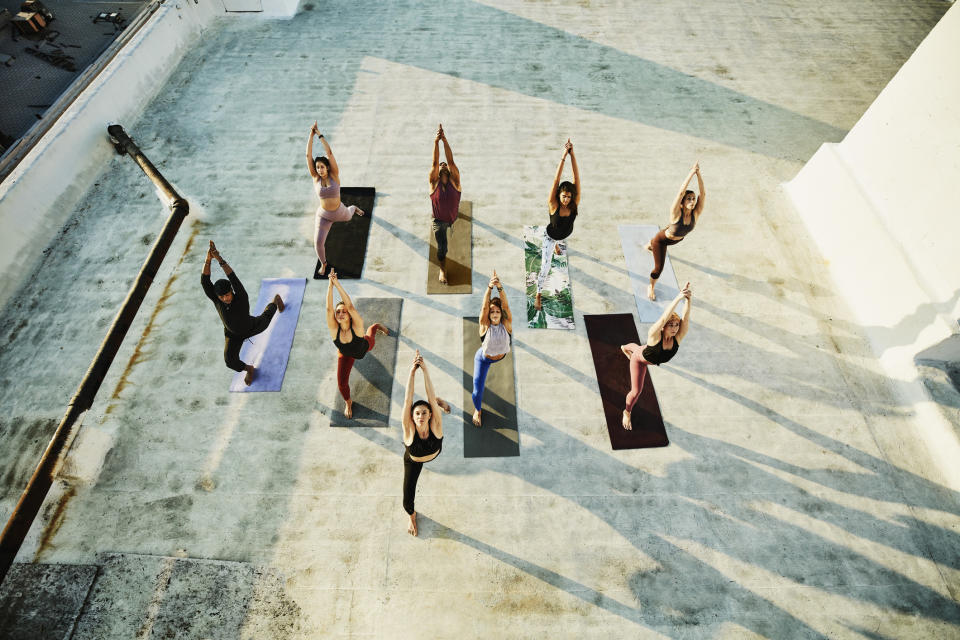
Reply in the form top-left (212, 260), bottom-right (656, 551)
top-left (0, 125), bottom-right (189, 583)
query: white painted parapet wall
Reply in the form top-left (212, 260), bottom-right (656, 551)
top-left (0, 0), bottom-right (299, 307)
top-left (785, 5), bottom-right (960, 481)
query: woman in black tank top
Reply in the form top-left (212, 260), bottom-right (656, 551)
top-left (620, 283), bottom-right (693, 430)
top-left (401, 351), bottom-right (451, 537)
top-left (645, 162), bottom-right (705, 301)
top-left (535, 139), bottom-right (581, 311)
top-left (326, 270), bottom-right (388, 419)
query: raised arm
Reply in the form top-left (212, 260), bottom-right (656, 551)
top-left (491, 270), bottom-right (512, 334)
top-left (647, 282), bottom-right (688, 345)
top-left (676, 284), bottom-right (693, 341)
top-left (330, 271), bottom-right (363, 333)
top-left (307, 123), bottom-right (319, 179)
top-left (479, 274), bottom-right (494, 334)
top-left (201, 241), bottom-right (216, 301)
top-left (669, 162), bottom-right (699, 219)
top-left (428, 126), bottom-right (441, 187)
top-left (440, 127), bottom-right (461, 191)
top-left (419, 357), bottom-right (444, 437)
top-left (692, 165), bottom-right (705, 216)
top-left (548, 142), bottom-right (570, 209)
top-left (325, 276), bottom-right (338, 336)
top-left (568, 140), bottom-right (580, 205)
top-left (319, 135), bottom-right (339, 180)
top-left (401, 356), bottom-right (419, 439)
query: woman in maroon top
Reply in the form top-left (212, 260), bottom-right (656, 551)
top-left (646, 162), bottom-right (705, 300)
top-left (325, 269), bottom-right (388, 418)
top-left (429, 123), bottom-right (462, 285)
top-left (620, 282), bottom-right (692, 430)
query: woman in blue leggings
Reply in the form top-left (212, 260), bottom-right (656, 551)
top-left (472, 270), bottom-right (513, 427)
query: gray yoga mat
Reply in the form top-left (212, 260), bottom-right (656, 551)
top-left (426, 200), bottom-right (473, 294)
top-left (619, 224), bottom-right (681, 322)
top-left (330, 297), bottom-right (403, 427)
top-left (461, 316), bottom-right (519, 457)
top-left (230, 278), bottom-right (306, 392)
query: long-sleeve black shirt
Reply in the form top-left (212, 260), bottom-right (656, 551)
top-left (201, 271), bottom-right (253, 335)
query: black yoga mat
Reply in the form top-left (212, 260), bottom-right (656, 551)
top-left (426, 200), bottom-right (473, 294)
top-left (313, 187), bottom-right (375, 280)
top-left (583, 313), bottom-right (669, 449)
top-left (461, 316), bottom-right (520, 457)
top-left (330, 298), bottom-right (402, 427)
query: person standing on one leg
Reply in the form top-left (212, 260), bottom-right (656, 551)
top-left (401, 350), bottom-right (451, 537)
top-left (536, 139), bottom-right (580, 310)
top-left (472, 270), bottom-right (512, 427)
top-left (620, 282), bottom-right (692, 430)
top-left (326, 269), bottom-right (389, 419)
top-left (201, 241), bottom-right (284, 386)
top-left (646, 162), bottom-right (705, 301)
top-left (307, 121), bottom-right (365, 277)
top-left (428, 123), bottom-right (462, 285)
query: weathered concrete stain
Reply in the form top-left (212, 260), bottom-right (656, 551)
top-left (35, 483), bottom-right (77, 560)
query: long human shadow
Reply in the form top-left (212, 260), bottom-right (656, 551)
top-left (340, 0), bottom-right (846, 162)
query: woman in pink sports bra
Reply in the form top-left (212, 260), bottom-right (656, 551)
top-left (307, 121), bottom-right (365, 276)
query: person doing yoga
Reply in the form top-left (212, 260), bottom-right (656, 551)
top-left (535, 139), bottom-right (580, 310)
top-left (429, 123), bottom-right (462, 285)
top-left (201, 241), bottom-right (284, 385)
top-left (472, 270), bottom-right (513, 427)
top-left (646, 162), bottom-right (705, 301)
top-left (326, 269), bottom-right (388, 418)
top-left (307, 121), bottom-right (364, 277)
top-left (620, 282), bottom-right (692, 430)
top-left (401, 350), bottom-right (451, 537)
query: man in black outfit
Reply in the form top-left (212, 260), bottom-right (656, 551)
top-left (201, 241), bottom-right (284, 385)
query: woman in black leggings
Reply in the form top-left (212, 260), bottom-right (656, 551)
top-left (646, 161), bottom-right (705, 300)
top-left (401, 350), bottom-right (450, 536)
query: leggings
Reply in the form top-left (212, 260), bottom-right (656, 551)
top-left (432, 219), bottom-right (453, 263)
top-left (649, 229), bottom-right (682, 280)
top-left (623, 343), bottom-right (649, 412)
top-left (336, 324), bottom-right (383, 401)
top-left (315, 203), bottom-right (358, 264)
top-left (472, 348), bottom-right (502, 411)
top-left (223, 302), bottom-right (279, 372)
top-left (402, 445), bottom-right (440, 515)
top-left (536, 232), bottom-right (562, 292)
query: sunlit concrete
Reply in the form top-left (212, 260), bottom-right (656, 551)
top-left (1, 0), bottom-right (959, 637)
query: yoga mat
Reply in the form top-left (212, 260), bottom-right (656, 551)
top-left (619, 224), bottom-right (681, 322)
top-left (461, 316), bottom-right (520, 457)
top-left (583, 313), bottom-right (669, 449)
top-left (313, 187), bottom-right (376, 280)
top-left (229, 278), bottom-right (307, 392)
top-left (523, 225), bottom-right (575, 330)
top-left (330, 297), bottom-right (403, 427)
top-left (426, 200), bottom-right (473, 294)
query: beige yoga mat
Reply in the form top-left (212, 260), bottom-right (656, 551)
top-left (427, 200), bottom-right (472, 294)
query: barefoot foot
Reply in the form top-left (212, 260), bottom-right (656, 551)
top-left (644, 243), bottom-right (652, 253)
top-left (472, 409), bottom-right (482, 427)
top-left (620, 345), bottom-right (632, 359)
top-left (554, 242), bottom-right (563, 256)
top-left (355, 208), bottom-right (365, 217)
top-left (345, 399), bottom-right (353, 419)
top-left (647, 282), bottom-right (656, 301)
top-left (534, 291), bottom-right (542, 310)
top-left (408, 512), bottom-right (418, 536)
top-left (318, 261), bottom-right (328, 277)
top-left (622, 410), bottom-right (633, 430)
top-left (436, 397), bottom-right (451, 414)
top-left (274, 294), bottom-right (285, 312)
top-left (376, 325), bottom-right (389, 336)
top-left (244, 365), bottom-right (255, 386)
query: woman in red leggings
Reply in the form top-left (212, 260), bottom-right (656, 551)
top-left (326, 270), bottom-right (388, 418)
top-left (646, 162), bottom-right (705, 301)
top-left (620, 282), bottom-right (692, 430)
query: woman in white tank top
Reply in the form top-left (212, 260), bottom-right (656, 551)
top-left (472, 270), bottom-right (513, 427)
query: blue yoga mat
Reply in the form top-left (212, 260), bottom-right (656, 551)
top-left (619, 225), bottom-right (681, 322)
top-left (229, 278), bottom-right (306, 392)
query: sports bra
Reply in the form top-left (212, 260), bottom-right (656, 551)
top-left (315, 178), bottom-right (340, 200)
top-left (333, 329), bottom-right (370, 359)
top-left (641, 338), bottom-right (679, 365)
top-left (406, 429), bottom-right (442, 458)
top-left (666, 212), bottom-right (695, 238)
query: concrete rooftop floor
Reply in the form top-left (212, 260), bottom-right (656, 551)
top-left (1, 0), bottom-right (959, 637)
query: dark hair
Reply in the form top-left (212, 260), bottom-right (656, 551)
top-left (213, 279), bottom-right (232, 296)
top-left (683, 189), bottom-right (697, 205)
top-left (557, 181), bottom-right (578, 213)
top-left (411, 399), bottom-right (431, 417)
top-left (488, 297), bottom-right (508, 322)
top-left (314, 156), bottom-right (331, 171)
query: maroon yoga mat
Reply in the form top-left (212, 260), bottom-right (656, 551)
top-left (583, 313), bottom-right (669, 449)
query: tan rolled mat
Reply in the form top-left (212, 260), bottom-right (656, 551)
top-left (427, 200), bottom-right (472, 294)
top-left (461, 316), bottom-right (519, 457)
top-left (330, 298), bottom-right (403, 427)
top-left (583, 313), bottom-right (669, 449)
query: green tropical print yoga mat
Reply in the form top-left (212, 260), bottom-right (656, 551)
top-left (524, 225), bottom-right (575, 330)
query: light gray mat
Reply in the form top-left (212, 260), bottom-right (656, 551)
top-left (619, 224), bottom-right (681, 321)
top-left (461, 316), bottom-right (520, 457)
